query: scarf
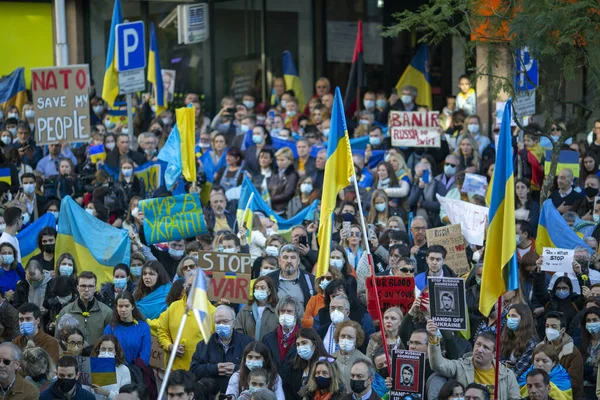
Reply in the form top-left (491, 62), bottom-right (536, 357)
top-left (136, 283), bottom-right (171, 320)
top-left (314, 391), bottom-right (333, 400)
top-left (276, 324), bottom-right (299, 360)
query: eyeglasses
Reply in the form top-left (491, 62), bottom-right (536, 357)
top-left (321, 276), bottom-right (333, 282)
top-left (349, 232), bottom-right (361, 237)
top-left (551, 127), bottom-right (560, 131)
top-left (67, 341), bottom-right (84, 347)
top-left (407, 340), bottom-right (427, 346)
top-left (394, 267), bottom-right (415, 274)
top-left (182, 265), bottom-right (196, 272)
top-left (411, 227), bottom-right (427, 231)
top-left (0, 359), bottom-right (13, 366)
top-left (318, 356), bottom-right (335, 363)
top-left (390, 255), bottom-right (402, 261)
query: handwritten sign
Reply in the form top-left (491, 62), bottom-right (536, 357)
top-left (199, 251), bottom-right (252, 303)
top-left (389, 350), bottom-right (425, 400)
top-left (461, 173), bottom-right (488, 197)
top-left (366, 277), bottom-right (415, 321)
top-left (135, 161), bottom-right (162, 194)
top-left (542, 247), bottom-right (574, 273)
top-left (32, 65), bottom-right (91, 145)
top-left (150, 337), bottom-right (165, 369)
top-left (437, 194), bottom-right (488, 246)
top-left (140, 193), bottom-right (207, 244)
top-left (390, 111), bottom-right (441, 148)
top-left (428, 277), bottom-right (468, 331)
top-left (426, 224), bottom-right (470, 276)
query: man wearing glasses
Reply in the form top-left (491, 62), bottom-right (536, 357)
top-left (0, 342), bottom-right (39, 399)
top-left (55, 271), bottom-right (112, 346)
top-left (409, 216), bottom-right (429, 274)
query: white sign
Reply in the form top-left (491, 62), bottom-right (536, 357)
top-left (436, 194), bottom-right (489, 246)
top-left (390, 111), bottom-right (441, 148)
top-left (179, 4), bottom-right (209, 44)
top-left (161, 69), bottom-right (176, 102)
top-left (542, 247), bottom-right (574, 273)
top-left (118, 69), bottom-right (145, 95)
top-left (495, 102), bottom-right (517, 127)
top-left (514, 90), bottom-right (536, 117)
top-left (461, 173), bottom-right (488, 197)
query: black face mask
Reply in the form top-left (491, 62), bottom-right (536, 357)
top-left (315, 376), bottom-right (331, 390)
top-left (585, 187), bottom-right (599, 198)
top-left (350, 379), bottom-right (368, 394)
top-left (342, 213), bottom-right (355, 222)
top-left (57, 378), bottom-right (77, 393)
top-left (43, 244), bottom-right (55, 253)
top-left (377, 367), bottom-right (389, 378)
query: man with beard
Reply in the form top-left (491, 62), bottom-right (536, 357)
top-left (268, 244), bottom-right (315, 307)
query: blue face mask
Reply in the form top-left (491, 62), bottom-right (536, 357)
top-left (2, 254), bottom-right (14, 265)
top-left (296, 344), bottom-right (314, 360)
top-left (252, 135), bottom-right (264, 144)
top-left (114, 278), bottom-right (127, 290)
top-left (216, 323), bottom-right (232, 338)
top-left (254, 290), bottom-right (268, 301)
top-left (586, 322), bottom-right (600, 335)
top-left (363, 100), bottom-right (375, 109)
top-left (507, 317), bottom-right (520, 331)
top-left (369, 136), bottom-right (382, 146)
top-left (20, 321), bottom-right (35, 336)
top-left (555, 289), bottom-right (570, 299)
top-left (130, 266), bottom-right (142, 277)
top-left (59, 265), bottom-right (73, 276)
top-left (245, 359), bottom-right (263, 370)
top-left (376, 99), bottom-right (387, 109)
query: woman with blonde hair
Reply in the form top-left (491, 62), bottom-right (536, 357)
top-left (310, 104), bottom-right (330, 127)
top-left (455, 134), bottom-right (481, 172)
top-left (367, 189), bottom-right (391, 229)
top-left (301, 357), bottom-right (345, 400)
top-left (22, 342), bottom-right (55, 392)
top-left (388, 151), bottom-right (412, 183)
top-left (366, 307), bottom-right (403, 359)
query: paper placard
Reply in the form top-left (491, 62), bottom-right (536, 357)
top-left (390, 111), bottom-right (441, 148)
top-left (199, 250), bottom-right (252, 304)
top-left (389, 349), bottom-right (425, 400)
top-left (542, 247), bottom-right (574, 273)
top-left (437, 194), bottom-right (489, 246)
top-left (149, 337), bottom-right (165, 369)
top-left (426, 224), bottom-right (470, 276)
top-left (461, 173), bottom-right (488, 197)
top-left (366, 277), bottom-right (415, 321)
top-left (428, 277), bottom-right (468, 331)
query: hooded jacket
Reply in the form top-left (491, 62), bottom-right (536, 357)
top-left (14, 269), bottom-right (52, 309)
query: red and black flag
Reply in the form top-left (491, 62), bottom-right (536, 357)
top-left (343, 20), bottom-right (367, 117)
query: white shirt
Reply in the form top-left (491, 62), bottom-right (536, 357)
top-left (547, 269), bottom-right (600, 294)
top-left (0, 232), bottom-right (21, 263)
top-left (226, 372), bottom-right (285, 399)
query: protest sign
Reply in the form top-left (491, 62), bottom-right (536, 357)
top-left (437, 194), bottom-right (488, 246)
top-left (426, 224), bottom-right (470, 276)
top-left (428, 277), bottom-right (468, 331)
top-left (544, 150), bottom-right (579, 178)
top-left (150, 337), bottom-right (165, 369)
top-left (75, 356), bottom-right (116, 386)
top-left (135, 161), bottom-right (163, 194)
top-left (389, 349), bottom-right (425, 400)
top-left (140, 193), bottom-right (207, 244)
top-left (461, 173), bottom-right (488, 197)
top-left (162, 69), bottom-right (176, 102)
top-left (199, 250), bottom-right (252, 303)
top-left (542, 247), bottom-right (574, 273)
top-left (366, 277), bottom-right (415, 321)
top-left (390, 111), bottom-right (441, 148)
top-left (32, 65), bottom-right (91, 145)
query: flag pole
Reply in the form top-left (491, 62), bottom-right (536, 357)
top-left (493, 295), bottom-right (502, 400)
top-left (350, 174), bottom-right (391, 371)
top-left (157, 311), bottom-right (189, 399)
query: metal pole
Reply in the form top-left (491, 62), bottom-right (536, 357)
top-left (260, 0), bottom-right (267, 103)
top-left (126, 94), bottom-right (134, 139)
top-left (54, 0), bottom-right (69, 66)
top-left (157, 311), bottom-right (189, 400)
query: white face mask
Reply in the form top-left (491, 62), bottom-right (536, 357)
top-left (105, 142), bottom-right (115, 151)
top-left (330, 310), bottom-right (345, 324)
top-left (279, 314), bottom-right (295, 328)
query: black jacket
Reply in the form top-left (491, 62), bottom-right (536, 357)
top-left (261, 329), bottom-right (297, 369)
top-left (105, 148), bottom-right (145, 170)
top-left (267, 165), bottom-right (300, 216)
top-left (267, 269), bottom-right (315, 308)
top-left (40, 381), bottom-right (95, 400)
top-left (279, 351), bottom-right (307, 400)
top-left (190, 331), bottom-right (254, 394)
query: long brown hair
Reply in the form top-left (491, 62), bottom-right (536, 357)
top-left (110, 291), bottom-right (146, 326)
top-left (237, 341), bottom-right (278, 393)
top-left (500, 303), bottom-right (537, 359)
top-left (133, 261), bottom-right (170, 300)
top-left (90, 334), bottom-right (126, 367)
top-left (248, 276), bottom-right (278, 307)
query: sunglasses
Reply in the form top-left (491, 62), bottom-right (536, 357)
top-left (318, 356), bottom-right (335, 363)
top-left (396, 267), bottom-right (415, 274)
top-left (321, 276), bottom-right (333, 282)
top-left (349, 232), bottom-right (362, 237)
top-left (0, 359), bottom-right (13, 366)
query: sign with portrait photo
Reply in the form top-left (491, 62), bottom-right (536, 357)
top-left (389, 349), bottom-right (425, 400)
top-left (427, 276), bottom-right (468, 331)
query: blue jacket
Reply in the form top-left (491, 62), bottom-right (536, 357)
top-left (104, 320), bottom-right (152, 365)
top-left (40, 381), bottom-right (96, 400)
top-left (190, 331), bottom-right (254, 393)
top-left (415, 265), bottom-right (457, 291)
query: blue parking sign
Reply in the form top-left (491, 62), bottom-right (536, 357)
top-left (116, 21), bottom-right (146, 72)
top-left (515, 47), bottom-right (538, 92)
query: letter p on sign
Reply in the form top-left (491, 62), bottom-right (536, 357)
top-left (115, 21), bottom-right (146, 72)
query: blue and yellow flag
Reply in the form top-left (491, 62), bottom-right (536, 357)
top-left (536, 199), bottom-right (593, 254)
top-left (102, 0), bottom-right (122, 108)
top-left (395, 44), bottom-right (432, 110)
top-left (316, 87), bottom-right (354, 278)
top-left (479, 100), bottom-right (518, 316)
top-left (55, 196), bottom-right (130, 286)
top-left (17, 212), bottom-right (56, 267)
top-left (90, 357), bottom-right (117, 386)
top-left (148, 22), bottom-right (166, 115)
top-left (187, 269), bottom-right (213, 344)
top-left (89, 144), bottom-right (106, 164)
top-left (282, 51), bottom-right (305, 110)
top-left (157, 104), bottom-right (195, 188)
top-left (0, 67), bottom-right (27, 113)
top-left (0, 168), bottom-right (11, 185)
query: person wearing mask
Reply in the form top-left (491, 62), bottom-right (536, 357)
top-left (340, 359), bottom-right (381, 400)
top-left (295, 139), bottom-right (316, 178)
top-left (13, 303), bottom-right (59, 363)
top-left (515, 220), bottom-right (536, 261)
top-left (0, 242), bottom-right (24, 297)
top-left (205, 190), bottom-right (238, 235)
top-left (302, 269), bottom-right (341, 328)
top-left (287, 176), bottom-right (317, 218)
top-left (462, 115), bottom-right (490, 155)
top-left (0, 342), bottom-right (40, 399)
top-left (235, 276), bottom-right (279, 341)
top-left (550, 168), bottom-right (583, 214)
top-left (367, 126), bottom-right (388, 152)
top-left (190, 304), bottom-right (254, 393)
top-left (89, 335), bottom-right (132, 398)
top-left (409, 162), bottom-right (446, 227)
top-left (301, 356), bottom-right (345, 400)
top-left (13, 259), bottom-right (51, 309)
top-left (35, 142), bottom-right (78, 179)
top-left (133, 261), bottom-right (172, 320)
top-left (136, 132), bottom-right (159, 163)
top-left (409, 216), bottom-right (429, 274)
top-left (573, 174), bottom-right (600, 219)
top-left (578, 308), bottom-right (600, 397)
top-left (268, 244), bottom-right (315, 308)
top-left (415, 246), bottom-right (457, 291)
top-left (103, 291), bottom-right (151, 365)
top-left (362, 91), bottom-right (387, 125)
top-left (517, 345), bottom-right (572, 400)
top-left (499, 304), bottom-right (538, 379)
top-left (260, 296), bottom-right (303, 368)
top-left (268, 147), bottom-right (299, 218)
top-left (0, 207), bottom-right (23, 264)
top-left (546, 246), bottom-right (600, 295)
top-left (151, 239), bottom-right (186, 280)
top-left (105, 134), bottom-right (145, 171)
top-left (11, 122), bottom-right (43, 168)
top-left (435, 154), bottom-right (460, 192)
top-left (40, 355), bottom-right (96, 399)
top-left (245, 126), bottom-right (272, 177)
top-left (42, 276), bottom-right (76, 335)
top-left (99, 264), bottom-right (133, 309)
top-left (332, 320), bottom-right (370, 394)
top-left (55, 272), bottom-right (113, 346)
top-left (116, 158), bottom-right (145, 203)
top-left (390, 85), bottom-right (421, 112)
top-left (30, 227), bottom-right (56, 273)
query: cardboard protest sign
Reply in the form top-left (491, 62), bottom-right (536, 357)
top-left (461, 173), bottom-right (488, 197)
top-left (428, 277), bottom-right (468, 331)
top-left (75, 357), bottom-right (117, 386)
top-left (140, 193), bottom-right (207, 244)
top-left (366, 277), bottom-right (415, 321)
top-left (542, 247), bottom-right (574, 273)
top-left (390, 111), bottom-right (441, 148)
top-left (389, 349), bottom-right (425, 400)
top-left (150, 337), bottom-right (165, 369)
top-left (437, 194), bottom-right (488, 246)
top-left (426, 224), bottom-right (470, 276)
top-left (199, 250), bottom-right (252, 303)
top-left (32, 65), bottom-right (91, 145)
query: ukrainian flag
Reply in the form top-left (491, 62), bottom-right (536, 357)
top-left (0, 67), bottom-right (27, 113)
top-left (90, 357), bottom-right (117, 386)
top-left (282, 51), bottom-right (305, 110)
top-left (55, 196), bottom-right (130, 286)
top-left (187, 269), bottom-right (212, 344)
top-left (17, 213), bottom-right (56, 267)
top-left (536, 199), bottom-right (593, 254)
top-left (102, 0), bottom-right (122, 108)
top-left (0, 168), bottom-right (11, 185)
top-left (395, 44), bottom-right (432, 110)
top-left (315, 87), bottom-right (354, 278)
top-left (479, 100), bottom-right (518, 316)
top-left (89, 144), bottom-right (106, 164)
top-left (157, 104), bottom-right (196, 188)
top-left (148, 23), bottom-right (167, 115)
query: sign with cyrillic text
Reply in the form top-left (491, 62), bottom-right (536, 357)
top-left (390, 111), bottom-right (441, 148)
top-left (542, 247), bottom-right (574, 273)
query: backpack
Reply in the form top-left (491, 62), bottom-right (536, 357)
top-left (127, 358), bottom-right (158, 400)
